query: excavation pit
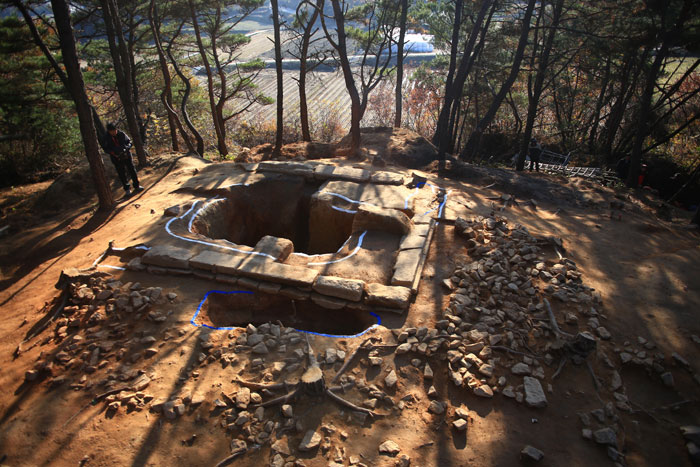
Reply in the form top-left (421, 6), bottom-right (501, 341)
top-left (195, 291), bottom-right (379, 337)
top-left (189, 176), bottom-right (356, 255)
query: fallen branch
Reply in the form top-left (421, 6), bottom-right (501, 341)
top-left (234, 378), bottom-right (288, 391)
top-left (326, 388), bottom-right (377, 417)
top-left (544, 298), bottom-right (573, 338)
top-left (214, 448), bottom-right (248, 467)
top-left (331, 337), bottom-right (374, 384)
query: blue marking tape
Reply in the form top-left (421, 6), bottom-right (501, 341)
top-left (191, 290), bottom-right (381, 338)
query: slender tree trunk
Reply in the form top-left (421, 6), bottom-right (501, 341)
top-left (329, 0), bottom-right (363, 157)
top-left (13, 0), bottom-right (109, 146)
top-left (271, 0), bottom-right (284, 156)
top-left (394, 0), bottom-right (408, 128)
top-left (298, 7), bottom-right (319, 142)
top-left (461, 0), bottom-right (537, 159)
top-left (189, 0), bottom-right (227, 155)
top-left (148, 0), bottom-right (179, 152)
top-left (166, 23), bottom-right (204, 156)
top-left (436, 0), bottom-right (493, 160)
top-left (587, 56), bottom-right (611, 153)
top-left (51, 0), bottom-right (114, 211)
top-left (148, 0), bottom-right (193, 153)
top-left (516, 0), bottom-right (564, 171)
top-left (100, 0), bottom-right (148, 166)
top-left (627, 43), bottom-right (668, 188)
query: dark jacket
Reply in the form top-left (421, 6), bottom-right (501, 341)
top-left (528, 141), bottom-right (542, 160)
top-left (103, 130), bottom-right (132, 156)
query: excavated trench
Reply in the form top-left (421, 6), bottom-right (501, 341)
top-left (200, 291), bottom-right (377, 336)
top-left (190, 175), bottom-right (353, 255)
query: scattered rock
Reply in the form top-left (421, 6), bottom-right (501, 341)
top-left (298, 430), bottom-right (321, 451)
top-left (385, 370), bottom-right (398, 389)
top-left (378, 440), bottom-right (401, 456)
top-left (452, 419), bottom-right (468, 431)
top-left (474, 385), bottom-right (494, 398)
top-left (523, 377), bottom-right (547, 408)
top-left (511, 363), bottom-right (531, 376)
top-left (520, 445), bottom-right (544, 462)
top-left (593, 427), bottom-right (618, 447)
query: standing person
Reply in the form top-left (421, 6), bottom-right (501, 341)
top-left (528, 137), bottom-right (542, 172)
top-left (103, 122), bottom-right (143, 197)
top-left (616, 154), bottom-right (631, 181)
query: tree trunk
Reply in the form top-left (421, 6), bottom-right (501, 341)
top-left (166, 22), bottom-right (204, 156)
top-left (298, 7), bottom-right (319, 142)
top-left (13, 0), bottom-right (108, 147)
top-left (50, 0), bottom-right (114, 211)
top-left (394, 0), bottom-right (408, 128)
top-left (461, 0), bottom-right (537, 159)
top-left (627, 43), bottom-right (668, 188)
top-left (329, 0), bottom-right (363, 157)
top-left (435, 0), bottom-right (493, 160)
top-left (516, 0), bottom-right (564, 171)
top-left (271, 0), bottom-right (284, 156)
top-left (100, 0), bottom-right (148, 166)
top-left (189, 0), bottom-right (227, 156)
top-left (148, 0), bottom-right (193, 153)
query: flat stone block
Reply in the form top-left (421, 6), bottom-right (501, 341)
top-left (193, 270), bottom-right (215, 281)
top-left (314, 165), bottom-right (370, 183)
top-left (352, 205), bottom-right (411, 236)
top-left (254, 236), bottom-right (294, 262)
top-left (238, 277), bottom-right (260, 291)
top-left (310, 293), bottom-right (347, 310)
top-left (313, 276), bottom-right (365, 302)
top-left (317, 181), bottom-right (412, 215)
top-left (258, 282), bottom-right (282, 294)
top-left (370, 172), bottom-right (404, 185)
top-left (399, 234), bottom-right (426, 251)
top-left (412, 214), bottom-right (433, 225)
top-left (279, 287), bottom-right (310, 300)
top-left (391, 249), bottom-right (422, 287)
top-left (142, 245), bottom-right (195, 269)
top-left (189, 250), bottom-right (243, 272)
top-left (412, 224), bottom-right (431, 237)
top-left (215, 274), bottom-right (238, 285)
top-left (366, 283), bottom-right (411, 309)
top-left (237, 256), bottom-right (319, 288)
top-left (258, 161), bottom-right (314, 178)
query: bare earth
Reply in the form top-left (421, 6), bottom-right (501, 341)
top-left (0, 150), bottom-right (699, 467)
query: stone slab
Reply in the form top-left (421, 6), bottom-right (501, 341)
top-left (193, 270), bottom-right (216, 281)
top-left (410, 219), bottom-right (435, 294)
top-left (352, 205), bottom-right (411, 236)
top-left (412, 214), bottom-right (433, 225)
top-left (313, 165), bottom-right (371, 183)
top-left (279, 287), bottom-right (310, 300)
top-left (310, 293), bottom-right (347, 310)
top-left (313, 276), bottom-right (365, 302)
top-left (238, 277), bottom-right (260, 291)
top-left (365, 283), bottom-right (411, 310)
top-left (399, 234), bottom-right (426, 251)
top-left (370, 172), bottom-right (404, 185)
top-left (215, 274), bottom-right (238, 285)
top-left (142, 245), bottom-right (196, 269)
top-left (258, 282), bottom-right (283, 295)
top-left (237, 256), bottom-right (319, 288)
top-left (317, 181), bottom-right (413, 215)
top-left (391, 249), bottom-right (423, 287)
top-left (189, 250), bottom-right (244, 272)
top-left (258, 161), bottom-right (314, 179)
top-left (412, 224), bottom-right (431, 237)
top-left (254, 236), bottom-right (294, 262)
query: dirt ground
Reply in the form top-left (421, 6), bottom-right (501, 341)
top-left (0, 148), bottom-right (699, 467)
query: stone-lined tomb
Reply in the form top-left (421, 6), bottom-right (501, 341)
top-left (127, 161), bottom-right (442, 318)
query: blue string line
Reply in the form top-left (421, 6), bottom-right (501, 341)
top-left (191, 290), bottom-right (381, 338)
